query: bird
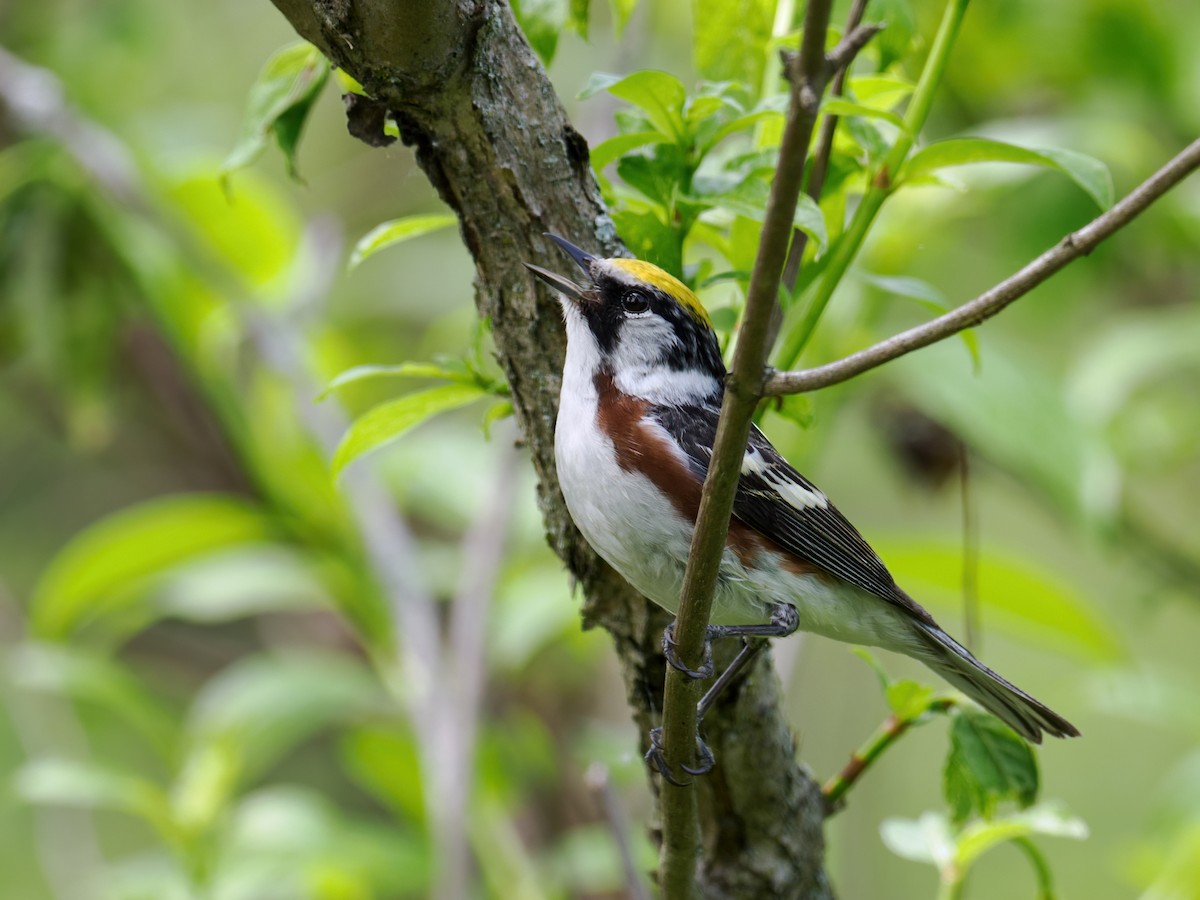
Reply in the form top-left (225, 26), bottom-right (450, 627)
top-left (525, 234), bottom-right (1078, 775)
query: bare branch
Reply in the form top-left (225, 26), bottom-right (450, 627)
top-left (825, 20), bottom-right (884, 74)
top-left (766, 136), bottom-right (1200, 396)
top-left (782, 0), bottom-right (873, 294)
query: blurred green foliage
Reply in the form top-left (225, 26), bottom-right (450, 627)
top-left (0, 0), bottom-right (1197, 898)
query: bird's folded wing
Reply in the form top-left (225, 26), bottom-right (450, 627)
top-left (650, 403), bottom-right (934, 623)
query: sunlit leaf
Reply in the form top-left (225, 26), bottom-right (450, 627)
top-left (580, 70), bottom-right (687, 141)
top-left (348, 213), bottom-right (458, 269)
top-left (876, 536), bottom-right (1123, 662)
top-left (30, 494), bottom-right (272, 641)
top-left (880, 811), bottom-right (955, 868)
top-left (944, 709), bottom-right (1039, 825)
top-left (706, 181), bottom-right (828, 252)
top-left (887, 679), bottom-right (937, 720)
top-left (169, 171), bottom-right (301, 288)
top-left (512, 0), bottom-right (566, 64)
top-left (865, 0), bottom-right (916, 70)
top-left (318, 361), bottom-right (467, 399)
top-left (567, 0), bottom-right (590, 37)
top-left (340, 726), bottom-right (425, 822)
top-left (481, 399), bottom-right (514, 438)
top-left (610, 0), bottom-right (639, 35)
top-left (331, 383), bottom-right (487, 477)
top-left (171, 738), bottom-right (241, 834)
top-left (589, 131), bottom-right (670, 174)
top-left (692, 0), bottom-right (774, 89)
top-left (221, 41), bottom-right (330, 187)
top-left (847, 74), bottom-right (915, 107)
top-left (822, 98), bottom-right (908, 132)
top-left (902, 138), bottom-right (1114, 210)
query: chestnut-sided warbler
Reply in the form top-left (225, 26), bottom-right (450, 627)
top-left (527, 234), bottom-right (1077, 759)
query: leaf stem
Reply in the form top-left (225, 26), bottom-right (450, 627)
top-left (773, 0), bottom-right (972, 371)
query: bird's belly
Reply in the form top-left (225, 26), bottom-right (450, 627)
top-left (556, 402), bottom-right (693, 612)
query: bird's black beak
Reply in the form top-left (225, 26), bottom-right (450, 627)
top-left (524, 233), bottom-right (596, 302)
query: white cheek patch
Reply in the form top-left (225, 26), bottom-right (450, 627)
top-left (743, 446), bottom-right (828, 510)
top-left (611, 317), bottom-right (719, 406)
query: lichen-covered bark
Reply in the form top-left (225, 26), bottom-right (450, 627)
top-left (265, 1), bottom-right (832, 894)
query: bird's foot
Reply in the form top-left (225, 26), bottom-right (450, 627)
top-left (661, 621), bottom-right (715, 680)
top-left (645, 726), bottom-right (716, 786)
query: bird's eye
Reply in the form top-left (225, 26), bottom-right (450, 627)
top-left (622, 290), bottom-right (650, 315)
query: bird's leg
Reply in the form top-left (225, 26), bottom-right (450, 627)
top-left (648, 604), bottom-right (799, 782)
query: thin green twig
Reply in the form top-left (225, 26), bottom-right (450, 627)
top-left (774, 0), bottom-right (972, 371)
top-left (822, 698), bottom-right (955, 813)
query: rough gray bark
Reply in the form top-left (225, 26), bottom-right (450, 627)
top-left (264, 1), bottom-right (832, 894)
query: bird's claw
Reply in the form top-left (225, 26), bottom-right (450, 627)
top-left (645, 726), bottom-right (715, 786)
top-left (662, 622), bottom-right (715, 680)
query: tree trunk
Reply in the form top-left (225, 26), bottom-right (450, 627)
top-left (265, 1), bottom-right (832, 894)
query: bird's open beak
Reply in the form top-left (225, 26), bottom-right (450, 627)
top-left (524, 233), bottom-right (596, 303)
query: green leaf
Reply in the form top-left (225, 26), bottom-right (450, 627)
top-left (512, 0), bottom-right (565, 64)
top-left (886, 679), bottom-right (937, 720)
top-left (30, 494), bottom-right (272, 640)
top-left (589, 131), bottom-right (670, 174)
top-left (772, 393), bottom-right (815, 430)
top-left (846, 74), bottom-right (915, 107)
top-left (348, 213), bottom-right (458, 269)
top-left (154, 545), bottom-right (331, 622)
top-left (955, 802), bottom-right (1087, 872)
top-left (876, 536), bottom-right (1123, 662)
top-left (332, 383), bottom-right (487, 477)
top-left (822, 98), bottom-right (908, 132)
top-left (944, 709), bottom-right (1039, 825)
top-left (220, 42), bottom-right (330, 188)
top-left (880, 811), bottom-right (955, 867)
top-left (567, 0), bottom-right (590, 37)
top-left (340, 726), bottom-right (425, 822)
top-left (318, 361), bottom-right (467, 399)
top-left (902, 138), bottom-right (1114, 210)
top-left (610, 0), bottom-right (638, 35)
top-left (692, 0), bottom-right (775, 89)
top-left (481, 399), bottom-right (514, 438)
top-left (581, 70), bottom-right (687, 141)
top-left (859, 272), bottom-right (979, 369)
top-left (865, 0), bottom-right (917, 71)
top-left (706, 180), bottom-right (828, 252)
top-left (16, 759), bottom-right (171, 831)
top-left (187, 652), bottom-right (383, 780)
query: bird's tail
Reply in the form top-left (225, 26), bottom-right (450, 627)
top-left (913, 622), bottom-right (1079, 743)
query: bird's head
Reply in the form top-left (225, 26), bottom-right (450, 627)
top-left (526, 234), bottom-right (725, 405)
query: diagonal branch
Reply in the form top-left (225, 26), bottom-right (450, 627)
top-left (655, 0), bottom-right (842, 894)
top-left (764, 136), bottom-right (1200, 396)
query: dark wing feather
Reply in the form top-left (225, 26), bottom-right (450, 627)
top-left (650, 403), bottom-right (936, 625)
